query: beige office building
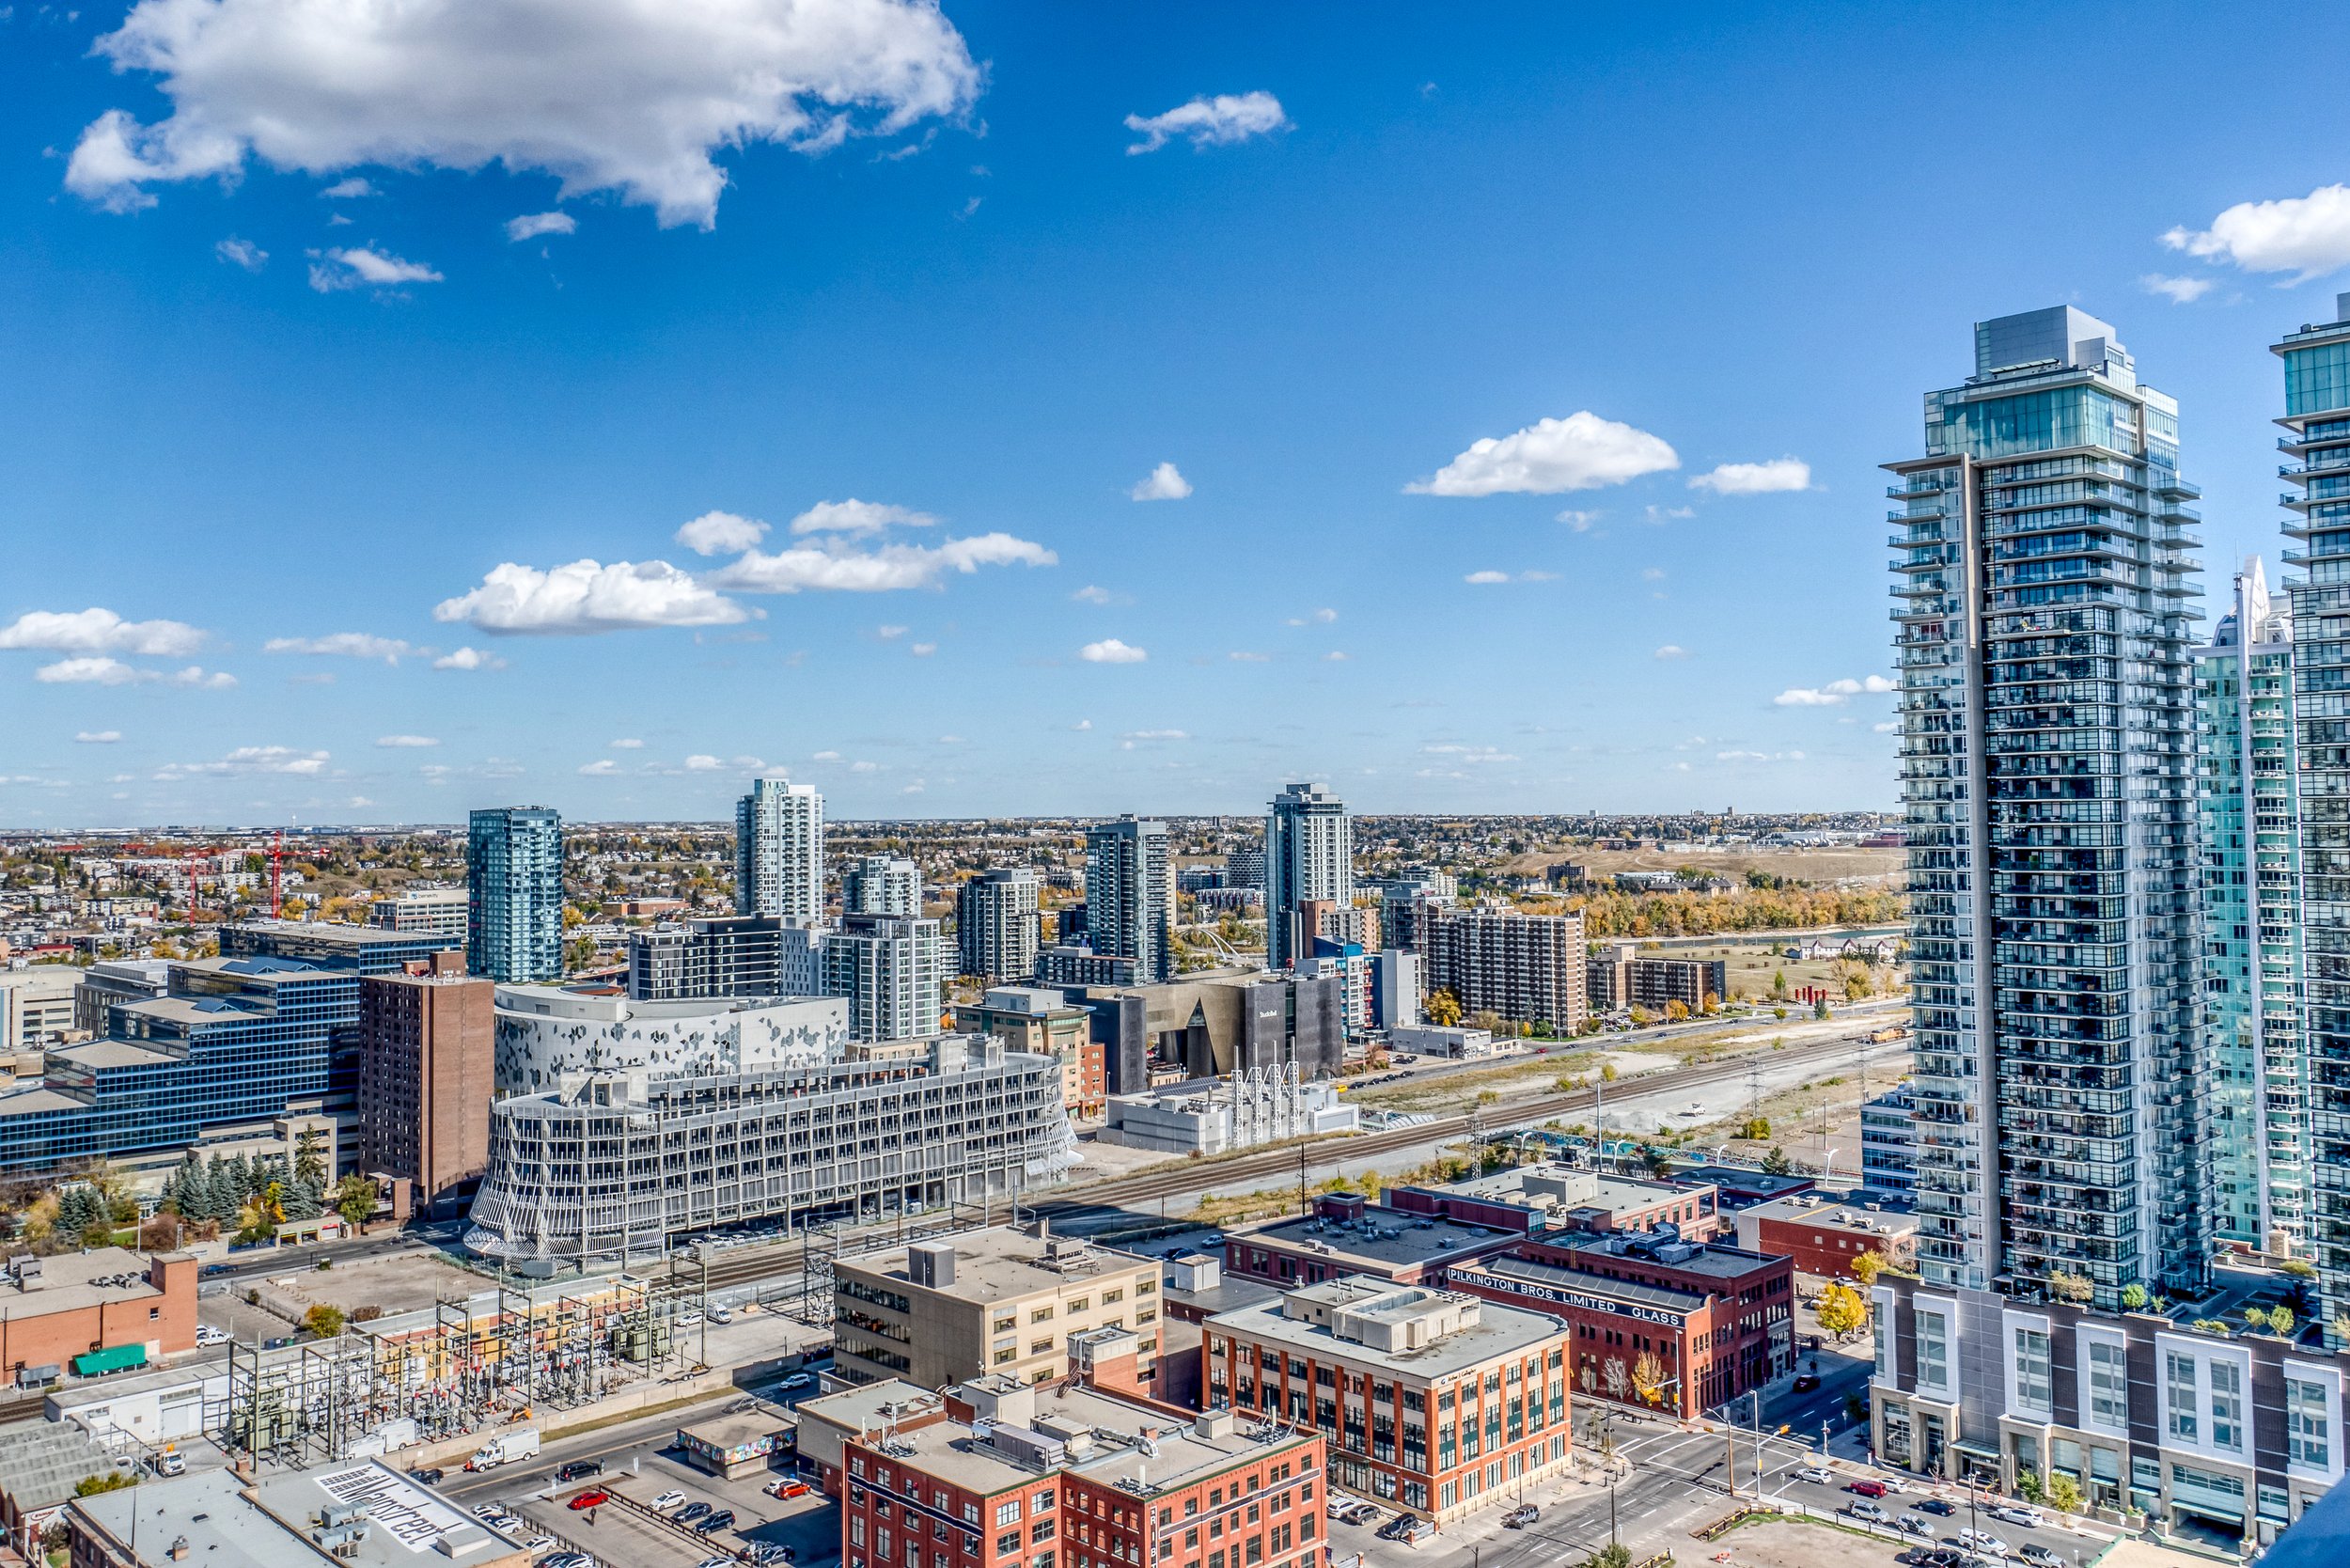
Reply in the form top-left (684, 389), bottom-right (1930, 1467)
top-left (833, 1224), bottom-right (1162, 1391)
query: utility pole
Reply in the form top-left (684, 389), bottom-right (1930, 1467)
top-left (1297, 1142), bottom-right (1309, 1215)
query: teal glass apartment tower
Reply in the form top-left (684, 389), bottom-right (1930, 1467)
top-left (2193, 558), bottom-right (2306, 1255)
top-left (1266, 781), bottom-right (1354, 971)
top-left (2276, 293), bottom-right (2350, 1338)
top-left (466, 806), bottom-right (564, 982)
top-left (1888, 306), bottom-right (2206, 1307)
top-left (1084, 815), bottom-right (1170, 983)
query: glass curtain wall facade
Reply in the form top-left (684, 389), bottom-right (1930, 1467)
top-left (466, 807), bottom-right (564, 983)
top-left (1266, 783), bottom-right (1354, 971)
top-left (2276, 294), bottom-right (2350, 1337)
top-left (1889, 306), bottom-right (2205, 1307)
top-left (735, 776), bottom-right (824, 924)
top-left (1085, 816), bottom-right (1171, 983)
top-left (2193, 558), bottom-right (2307, 1254)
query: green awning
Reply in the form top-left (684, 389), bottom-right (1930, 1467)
top-left (71, 1344), bottom-right (146, 1377)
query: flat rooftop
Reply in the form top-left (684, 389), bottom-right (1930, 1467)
top-left (871, 1381), bottom-right (1308, 1500)
top-left (1206, 1282), bottom-right (1566, 1380)
top-left (50, 1037), bottom-right (180, 1069)
top-left (75, 1462), bottom-right (525, 1568)
top-left (1544, 1231), bottom-right (1783, 1282)
top-left (840, 1226), bottom-right (1154, 1303)
top-left (1452, 1253), bottom-right (1709, 1316)
top-left (1410, 1162), bottom-right (1709, 1212)
top-left (1740, 1194), bottom-right (1919, 1235)
top-left (1674, 1165), bottom-right (1814, 1199)
top-left (0, 1247), bottom-right (172, 1321)
top-left (1237, 1207), bottom-right (1512, 1269)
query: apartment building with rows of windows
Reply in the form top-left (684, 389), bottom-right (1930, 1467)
top-left (834, 1227), bottom-right (1162, 1392)
top-left (1200, 1278), bottom-right (1573, 1521)
top-left (840, 1372), bottom-right (1324, 1568)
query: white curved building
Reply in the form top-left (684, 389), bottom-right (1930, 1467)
top-left (490, 985), bottom-right (847, 1095)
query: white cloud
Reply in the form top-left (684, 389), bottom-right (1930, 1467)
top-left (1556, 509), bottom-right (1601, 531)
top-left (609, 738), bottom-right (645, 749)
top-left (675, 510), bottom-right (770, 556)
top-left (850, 760), bottom-right (880, 773)
top-left (308, 247), bottom-right (443, 291)
top-left (1129, 462), bottom-right (1192, 501)
top-left (1073, 585), bottom-right (1117, 605)
top-left (1316, 607), bottom-right (1338, 623)
top-left (75, 730), bottom-right (122, 744)
top-left (789, 498), bottom-right (938, 536)
top-left (877, 625), bottom-right (908, 639)
top-left (1716, 748), bottom-right (1806, 762)
top-left (1463, 571), bottom-right (1511, 586)
top-left (2143, 274), bottom-right (2216, 304)
top-left (1774, 676), bottom-right (1890, 707)
top-left (434, 558), bottom-right (752, 634)
top-left (376, 734), bottom-right (438, 747)
top-left (432, 646), bottom-right (506, 670)
top-left (1873, 721), bottom-right (1902, 733)
top-left (215, 236), bottom-right (266, 270)
top-left (684, 755), bottom-right (725, 771)
top-left (320, 176), bottom-right (375, 198)
top-left (34, 656), bottom-right (233, 687)
top-left (713, 532), bottom-right (1055, 592)
top-left (910, 642), bottom-right (936, 656)
top-left (1407, 412), bottom-right (1678, 496)
top-left (812, 749), bottom-right (842, 760)
top-left (2164, 184), bottom-right (2350, 279)
top-left (1654, 645), bottom-right (1688, 660)
top-left (1124, 91), bottom-right (1289, 154)
top-left (577, 759), bottom-right (622, 776)
top-left (1640, 567), bottom-right (1667, 581)
top-left (0, 607), bottom-right (207, 657)
top-left (1646, 504), bottom-right (1695, 522)
top-left (1080, 638), bottom-right (1147, 664)
top-left (1324, 651), bottom-right (1349, 662)
top-left (507, 211), bottom-right (575, 242)
top-left (1689, 457), bottom-right (1810, 494)
top-left (263, 632), bottom-right (415, 662)
top-left (1421, 744), bottom-right (1517, 764)
top-left (63, 0), bottom-right (981, 228)
top-left (1773, 688), bottom-right (1843, 707)
top-left (1229, 651), bottom-right (1270, 663)
top-left (158, 745), bottom-right (326, 777)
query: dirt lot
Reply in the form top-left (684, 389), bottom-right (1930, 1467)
top-left (264, 1248), bottom-right (487, 1319)
top-left (1506, 846), bottom-right (1904, 886)
top-left (1697, 1517), bottom-right (1914, 1568)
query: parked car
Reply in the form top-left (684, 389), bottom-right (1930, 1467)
top-left (1957, 1529), bottom-right (2010, 1558)
top-left (1375, 1515), bottom-right (1434, 1544)
top-left (764, 1479), bottom-right (811, 1499)
top-left (1915, 1497), bottom-right (1955, 1516)
top-left (556, 1460), bottom-right (604, 1482)
top-left (1841, 1500), bottom-right (1889, 1524)
top-left (675, 1311), bottom-right (704, 1328)
top-left (652, 1492), bottom-right (688, 1512)
top-left (1794, 1466), bottom-right (1834, 1484)
top-left (1342, 1504), bottom-right (1379, 1528)
top-left (471, 1505), bottom-right (507, 1521)
top-left (1906, 1552), bottom-right (1966, 1568)
top-left (1847, 1480), bottom-right (1888, 1498)
top-left (412, 1468), bottom-right (445, 1486)
top-left (200, 1262), bottom-right (233, 1277)
top-left (1502, 1505), bottom-right (1538, 1529)
top-left (1792, 1373), bottom-right (1822, 1393)
top-left (676, 1502), bottom-right (713, 1524)
top-left (541, 1556), bottom-right (594, 1568)
top-left (697, 1558), bottom-right (735, 1568)
top-left (1895, 1513), bottom-right (1929, 1536)
top-left (1989, 1505), bottom-right (2043, 1529)
top-left (522, 1539), bottom-right (556, 1558)
top-left (1324, 1493), bottom-right (1361, 1518)
top-left (568, 1489), bottom-right (611, 1512)
top-left (195, 1324), bottom-right (230, 1347)
top-left (2018, 1547), bottom-right (2065, 1567)
top-left (696, 1510), bottom-right (736, 1534)
top-left (780, 1372), bottom-right (816, 1392)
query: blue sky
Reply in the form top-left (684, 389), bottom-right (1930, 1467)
top-left (6, 1), bottom-right (2350, 826)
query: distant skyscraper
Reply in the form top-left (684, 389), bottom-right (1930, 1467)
top-left (1890, 306), bottom-right (2204, 1305)
top-left (957, 869), bottom-right (1041, 982)
top-left (1266, 783), bottom-right (1353, 970)
top-left (2277, 292), bottom-right (2350, 1331)
top-left (736, 776), bottom-right (823, 924)
top-left (465, 807), bottom-right (564, 983)
top-left (843, 855), bottom-right (921, 917)
top-left (2192, 559), bottom-right (2304, 1255)
top-left (1085, 816), bottom-right (1171, 984)
top-left (824, 913), bottom-right (947, 1043)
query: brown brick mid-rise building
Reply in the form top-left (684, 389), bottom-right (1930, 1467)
top-left (357, 956), bottom-right (494, 1216)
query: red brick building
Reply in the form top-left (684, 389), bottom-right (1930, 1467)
top-left (0, 1248), bottom-right (197, 1381)
top-left (840, 1354), bottom-right (1324, 1568)
top-left (1222, 1195), bottom-right (1519, 1291)
top-left (357, 954), bottom-right (494, 1216)
top-left (1731, 1195), bottom-right (1918, 1280)
top-left (1385, 1163), bottom-right (1720, 1241)
top-left (1446, 1233), bottom-right (1793, 1420)
top-left (1202, 1278), bottom-right (1572, 1522)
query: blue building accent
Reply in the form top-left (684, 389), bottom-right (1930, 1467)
top-left (467, 807), bottom-right (564, 982)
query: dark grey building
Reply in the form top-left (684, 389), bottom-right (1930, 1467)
top-left (1064, 968), bottom-right (1343, 1094)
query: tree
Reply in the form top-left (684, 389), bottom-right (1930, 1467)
top-left (1737, 1116), bottom-right (1771, 1141)
top-left (1816, 1282), bottom-right (1870, 1341)
top-left (2015, 1469), bottom-right (2044, 1505)
top-left (293, 1127), bottom-right (327, 1189)
top-left (1770, 968), bottom-right (1789, 1000)
top-left (1663, 999), bottom-right (1689, 1023)
top-left (2046, 1270), bottom-right (2093, 1307)
top-left (1628, 1005), bottom-right (1653, 1027)
top-left (1425, 989), bottom-right (1463, 1027)
top-left (1602, 1356), bottom-right (1630, 1402)
top-left (73, 1472), bottom-right (135, 1497)
top-left (1630, 1351), bottom-right (1668, 1407)
top-left (2045, 1473), bottom-right (2083, 1515)
top-left (1578, 1547), bottom-right (1633, 1568)
top-left (334, 1176), bottom-right (378, 1230)
top-left (1849, 1248), bottom-right (1887, 1286)
top-left (303, 1304), bottom-right (346, 1339)
top-left (2121, 1283), bottom-right (2150, 1311)
top-left (1811, 997), bottom-right (1831, 1020)
top-left (1761, 1145), bottom-right (1793, 1177)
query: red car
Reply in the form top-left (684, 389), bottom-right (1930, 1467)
top-left (568, 1489), bottom-right (612, 1511)
top-left (764, 1480), bottom-right (811, 1499)
top-left (1846, 1480), bottom-right (1888, 1498)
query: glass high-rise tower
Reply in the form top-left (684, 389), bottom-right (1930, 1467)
top-left (1889, 306), bottom-right (2205, 1307)
top-left (465, 807), bottom-right (564, 983)
top-left (1085, 816), bottom-right (1170, 983)
top-left (2276, 292), bottom-right (2350, 1336)
top-left (1266, 782), bottom-right (1353, 970)
top-left (736, 776), bottom-right (824, 924)
top-left (2192, 558), bottom-right (2306, 1256)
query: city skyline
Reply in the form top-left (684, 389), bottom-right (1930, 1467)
top-left (10, 7), bottom-right (2350, 823)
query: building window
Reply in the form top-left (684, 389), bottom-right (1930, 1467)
top-left (2013, 1327), bottom-right (2052, 1417)
top-left (2211, 1360), bottom-right (2244, 1453)
top-left (2166, 1351), bottom-right (2198, 1445)
top-left (998, 1501), bottom-right (1024, 1528)
top-left (2088, 1341), bottom-right (2127, 1431)
top-left (2288, 1379), bottom-right (2331, 1469)
top-left (1917, 1309), bottom-right (1949, 1394)
top-left (1872, 1310), bottom-right (1888, 1381)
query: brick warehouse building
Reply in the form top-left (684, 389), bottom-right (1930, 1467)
top-left (840, 1362), bottom-right (1324, 1568)
top-left (1221, 1194), bottom-right (1520, 1290)
top-left (355, 953), bottom-right (494, 1217)
top-left (1446, 1231), bottom-right (1793, 1419)
top-left (1201, 1279), bottom-right (1572, 1521)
